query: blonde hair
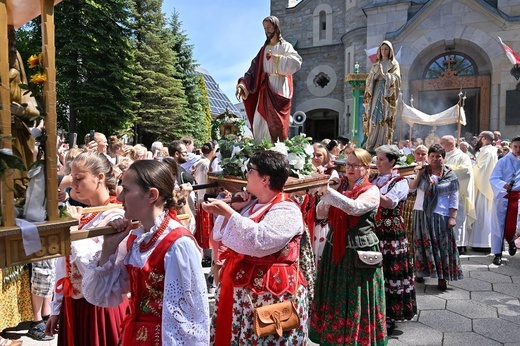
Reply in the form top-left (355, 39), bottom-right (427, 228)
top-left (128, 144), bottom-right (147, 161)
top-left (63, 148), bottom-right (83, 175)
top-left (72, 151), bottom-right (117, 195)
top-left (347, 148), bottom-right (372, 175)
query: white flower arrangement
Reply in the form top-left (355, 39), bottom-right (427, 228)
top-left (218, 134), bottom-right (315, 179)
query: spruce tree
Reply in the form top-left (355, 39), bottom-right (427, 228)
top-left (53, 0), bottom-right (137, 142)
top-left (167, 11), bottom-right (211, 144)
top-left (130, 0), bottom-right (188, 147)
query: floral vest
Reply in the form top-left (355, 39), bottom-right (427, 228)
top-left (120, 227), bottom-right (195, 346)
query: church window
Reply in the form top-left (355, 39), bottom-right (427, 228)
top-left (423, 53), bottom-right (477, 79)
top-left (319, 11), bottom-right (326, 40)
top-left (313, 72), bottom-right (330, 88)
top-left (313, 4), bottom-right (332, 45)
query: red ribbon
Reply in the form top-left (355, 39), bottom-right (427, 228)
top-left (55, 256), bottom-right (74, 346)
top-left (504, 191), bottom-right (520, 243)
top-left (214, 250), bottom-right (245, 346)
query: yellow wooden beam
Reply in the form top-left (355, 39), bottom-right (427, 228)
top-left (0, 1), bottom-right (15, 227)
top-left (41, 0), bottom-right (58, 221)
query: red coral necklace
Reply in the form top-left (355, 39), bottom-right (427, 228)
top-left (79, 198), bottom-right (110, 230)
top-left (139, 213), bottom-right (170, 253)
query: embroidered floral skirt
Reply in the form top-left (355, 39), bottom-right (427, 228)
top-left (309, 236), bottom-right (387, 345)
top-left (376, 216), bottom-right (417, 321)
top-left (210, 285), bottom-right (309, 345)
top-left (413, 210), bottom-right (464, 281)
top-left (0, 266), bottom-right (32, 332)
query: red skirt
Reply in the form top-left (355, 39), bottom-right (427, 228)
top-left (58, 297), bottom-right (128, 346)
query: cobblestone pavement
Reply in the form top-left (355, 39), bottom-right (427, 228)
top-left (7, 248), bottom-right (520, 345)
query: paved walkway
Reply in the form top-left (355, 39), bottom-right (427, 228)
top-left (6, 249), bottom-right (520, 345)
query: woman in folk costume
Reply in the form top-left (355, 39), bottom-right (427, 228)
top-left (372, 145), bottom-right (417, 335)
top-left (409, 144), bottom-right (463, 291)
top-left (362, 40), bottom-right (401, 152)
top-left (82, 160), bottom-right (210, 345)
top-left (402, 144), bottom-right (429, 263)
top-left (309, 148), bottom-right (387, 346)
top-left (202, 150), bottom-right (308, 345)
top-left (45, 151), bottom-right (128, 345)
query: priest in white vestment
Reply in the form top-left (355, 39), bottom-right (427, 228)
top-left (441, 136), bottom-right (476, 252)
top-left (470, 131), bottom-right (498, 248)
top-left (489, 136), bottom-right (520, 265)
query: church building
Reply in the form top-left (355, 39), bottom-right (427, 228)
top-left (272, 0), bottom-right (520, 143)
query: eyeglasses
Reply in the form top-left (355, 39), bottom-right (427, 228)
top-left (247, 164), bottom-right (259, 174)
top-left (345, 163), bottom-right (366, 169)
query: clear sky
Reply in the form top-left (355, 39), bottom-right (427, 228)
top-left (162, 0), bottom-right (271, 102)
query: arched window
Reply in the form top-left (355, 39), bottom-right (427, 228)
top-left (423, 53), bottom-right (478, 79)
top-left (319, 11), bottom-right (326, 40)
top-left (313, 4), bottom-right (332, 45)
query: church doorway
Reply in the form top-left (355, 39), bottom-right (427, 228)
top-left (410, 52), bottom-right (490, 140)
top-left (304, 109), bottom-right (338, 142)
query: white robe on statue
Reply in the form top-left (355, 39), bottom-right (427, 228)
top-left (470, 144), bottom-right (498, 248)
top-left (239, 41), bottom-right (302, 144)
top-left (445, 148), bottom-right (476, 247)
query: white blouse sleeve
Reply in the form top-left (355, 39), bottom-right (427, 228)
top-left (213, 201), bottom-right (303, 258)
top-left (317, 185), bottom-right (380, 218)
top-left (383, 179), bottom-right (410, 209)
top-left (50, 257), bottom-right (66, 315)
top-left (162, 237), bottom-right (210, 345)
top-left (82, 236), bottom-right (131, 307)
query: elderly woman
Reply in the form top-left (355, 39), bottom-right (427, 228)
top-left (409, 144), bottom-right (463, 290)
top-left (202, 150), bottom-right (308, 345)
top-left (362, 40), bottom-right (401, 152)
top-left (309, 148), bottom-right (386, 345)
top-left (372, 145), bottom-right (417, 335)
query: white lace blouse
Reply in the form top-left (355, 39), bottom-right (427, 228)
top-left (212, 199), bottom-right (303, 257)
top-left (82, 211), bottom-right (210, 345)
top-left (50, 208), bottom-right (124, 316)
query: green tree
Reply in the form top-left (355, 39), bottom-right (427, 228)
top-left (196, 74), bottom-right (213, 142)
top-left (130, 0), bottom-right (188, 147)
top-left (167, 11), bottom-right (211, 144)
top-left (52, 0), bottom-right (138, 142)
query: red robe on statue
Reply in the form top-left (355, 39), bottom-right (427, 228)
top-left (238, 45), bottom-right (296, 143)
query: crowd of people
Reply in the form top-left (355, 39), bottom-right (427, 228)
top-left (0, 126), bottom-right (519, 345)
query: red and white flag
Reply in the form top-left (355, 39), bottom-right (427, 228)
top-left (498, 36), bottom-right (520, 65)
top-left (365, 46), bottom-right (378, 63)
